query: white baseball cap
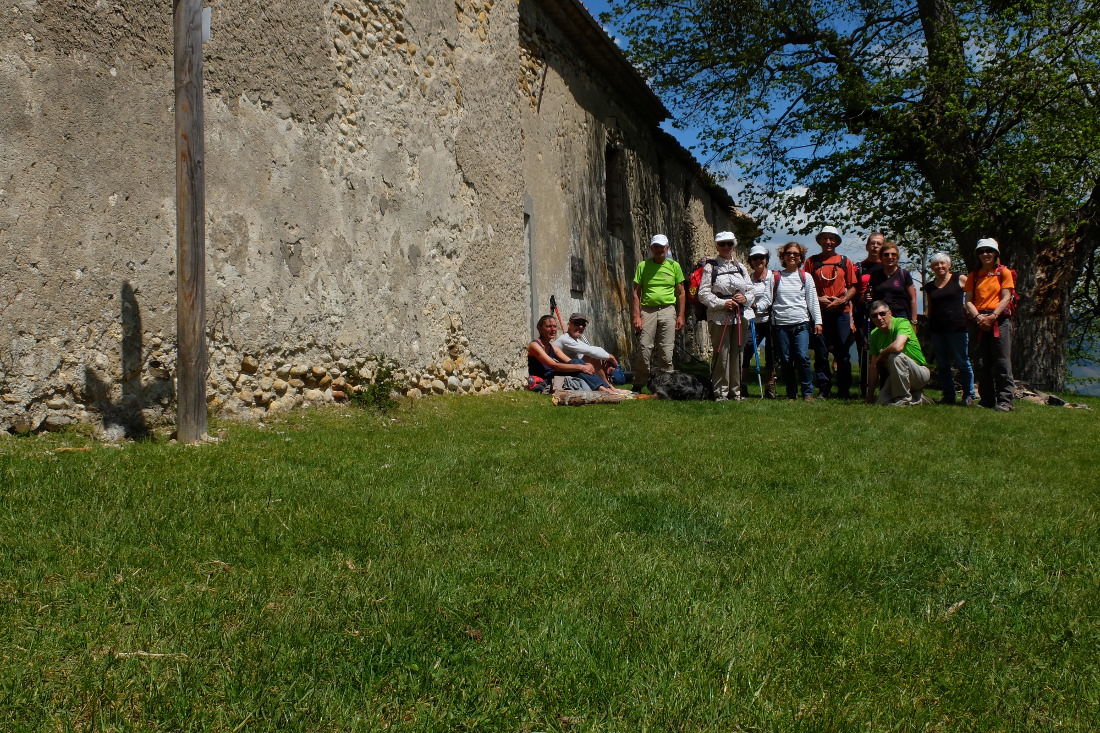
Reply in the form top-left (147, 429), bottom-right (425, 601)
top-left (715, 231), bottom-right (737, 244)
top-left (748, 244), bottom-right (769, 258)
top-left (650, 234), bottom-right (669, 247)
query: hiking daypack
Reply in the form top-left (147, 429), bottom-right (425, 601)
top-left (689, 258), bottom-right (747, 320)
top-left (688, 258), bottom-right (717, 320)
top-left (969, 264), bottom-right (1020, 318)
top-left (804, 254), bottom-right (852, 288)
top-left (771, 269), bottom-right (807, 304)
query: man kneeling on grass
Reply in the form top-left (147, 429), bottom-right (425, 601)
top-left (865, 300), bottom-right (932, 406)
top-left (528, 315), bottom-right (614, 393)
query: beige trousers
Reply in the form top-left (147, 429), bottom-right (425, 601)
top-left (877, 352), bottom-right (931, 405)
top-left (634, 305), bottom-right (676, 388)
top-left (709, 318), bottom-right (746, 399)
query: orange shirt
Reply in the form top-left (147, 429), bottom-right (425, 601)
top-left (966, 266), bottom-right (1014, 311)
top-left (804, 254), bottom-right (858, 312)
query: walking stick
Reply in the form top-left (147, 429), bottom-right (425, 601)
top-left (549, 295), bottom-right (565, 332)
top-left (711, 312), bottom-right (731, 372)
top-left (735, 303), bottom-right (742, 351)
top-left (749, 318), bottom-right (764, 398)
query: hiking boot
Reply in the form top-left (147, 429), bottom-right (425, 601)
top-left (764, 370), bottom-right (777, 399)
top-left (994, 403), bottom-right (1014, 412)
top-left (803, 395), bottom-right (814, 402)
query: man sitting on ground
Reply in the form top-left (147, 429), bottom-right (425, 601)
top-left (553, 312), bottom-right (620, 387)
top-left (865, 300), bottom-right (931, 406)
top-left (528, 315), bottom-right (613, 392)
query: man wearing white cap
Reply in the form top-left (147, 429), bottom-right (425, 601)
top-left (631, 234), bottom-right (686, 390)
top-left (804, 225), bottom-right (858, 398)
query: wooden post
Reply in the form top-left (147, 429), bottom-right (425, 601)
top-left (175, 0), bottom-right (207, 443)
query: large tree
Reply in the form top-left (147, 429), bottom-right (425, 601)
top-left (604, 0), bottom-right (1100, 390)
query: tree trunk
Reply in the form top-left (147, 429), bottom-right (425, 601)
top-left (1007, 183), bottom-right (1100, 391)
top-left (1011, 256), bottom-right (1068, 391)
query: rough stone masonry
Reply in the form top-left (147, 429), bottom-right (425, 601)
top-left (0, 0), bottom-right (751, 437)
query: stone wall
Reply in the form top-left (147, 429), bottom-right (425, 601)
top-left (0, 0), bottom-right (751, 436)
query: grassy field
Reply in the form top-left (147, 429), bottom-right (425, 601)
top-left (1, 394), bottom-right (1098, 731)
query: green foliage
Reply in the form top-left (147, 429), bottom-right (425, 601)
top-left (606, 0), bottom-right (1100, 239)
top-left (1, 394), bottom-right (1098, 729)
top-left (350, 355), bottom-right (400, 413)
top-left (604, 0), bottom-right (1100, 385)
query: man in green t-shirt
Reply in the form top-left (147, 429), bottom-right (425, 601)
top-left (866, 300), bottom-right (931, 405)
top-left (631, 234), bottom-right (686, 390)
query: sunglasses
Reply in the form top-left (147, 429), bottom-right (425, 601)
top-left (881, 252), bottom-right (899, 258)
top-left (871, 311), bottom-right (890, 319)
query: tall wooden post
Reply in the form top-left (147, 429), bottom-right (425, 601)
top-left (175, 0), bottom-right (207, 443)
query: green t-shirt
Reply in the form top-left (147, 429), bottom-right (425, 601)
top-left (869, 317), bottom-right (927, 366)
top-left (633, 258), bottom-right (685, 307)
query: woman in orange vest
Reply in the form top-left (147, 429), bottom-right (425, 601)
top-left (963, 238), bottom-right (1016, 411)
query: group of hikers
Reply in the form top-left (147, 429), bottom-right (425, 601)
top-left (528, 227), bottom-right (1018, 411)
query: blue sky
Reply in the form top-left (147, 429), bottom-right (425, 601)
top-left (578, 0), bottom-right (871, 265)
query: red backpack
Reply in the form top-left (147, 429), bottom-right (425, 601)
top-left (969, 265), bottom-right (1019, 318)
top-left (771, 269), bottom-right (807, 302)
top-left (689, 259), bottom-right (749, 320)
top-left (688, 258), bottom-right (718, 320)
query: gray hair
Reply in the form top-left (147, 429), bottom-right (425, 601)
top-left (929, 251), bottom-right (952, 266)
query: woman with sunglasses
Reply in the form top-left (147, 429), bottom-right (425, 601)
top-left (697, 231), bottom-right (756, 400)
top-left (770, 242), bottom-right (822, 401)
top-left (868, 242), bottom-right (918, 321)
top-left (964, 238), bottom-right (1016, 411)
top-left (742, 244), bottom-right (776, 397)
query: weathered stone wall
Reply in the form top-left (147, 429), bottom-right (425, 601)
top-left (0, 0), bottom-right (748, 436)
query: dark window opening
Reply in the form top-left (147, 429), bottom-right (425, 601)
top-left (570, 255), bottom-right (586, 297)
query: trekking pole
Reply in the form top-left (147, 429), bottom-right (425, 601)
top-left (749, 318), bottom-right (764, 398)
top-left (711, 311), bottom-right (731, 372)
top-left (549, 295), bottom-right (565, 332)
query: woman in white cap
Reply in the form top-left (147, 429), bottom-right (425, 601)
top-left (964, 238), bottom-right (1016, 410)
top-left (698, 231), bottom-right (755, 400)
top-left (742, 244), bottom-right (776, 397)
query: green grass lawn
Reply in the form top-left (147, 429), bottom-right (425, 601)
top-left (2, 395), bottom-right (1098, 731)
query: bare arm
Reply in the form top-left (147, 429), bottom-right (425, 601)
top-left (632, 283), bottom-right (643, 331)
top-left (674, 283), bottom-right (686, 331)
top-left (528, 341), bottom-right (594, 375)
top-left (908, 284), bottom-right (918, 322)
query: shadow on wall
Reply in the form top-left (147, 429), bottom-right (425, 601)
top-left (83, 282), bottom-right (176, 439)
